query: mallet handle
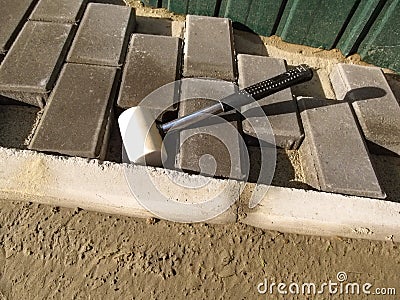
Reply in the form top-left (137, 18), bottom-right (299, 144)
top-left (160, 64), bottom-right (313, 133)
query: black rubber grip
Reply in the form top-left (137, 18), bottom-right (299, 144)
top-left (245, 64), bottom-right (313, 100)
top-left (160, 65), bottom-right (313, 133)
top-left (222, 64), bottom-right (313, 111)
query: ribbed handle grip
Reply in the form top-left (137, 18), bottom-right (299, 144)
top-left (221, 64), bottom-right (313, 110)
top-left (160, 65), bottom-right (313, 133)
top-left (245, 64), bottom-right (313, 100)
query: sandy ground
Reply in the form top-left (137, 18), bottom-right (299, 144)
top-left (0, 201), bottom-right (399, 299)
top-left (0, 1), bottom-right (399, 299)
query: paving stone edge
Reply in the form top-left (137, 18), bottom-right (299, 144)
top-left (0, 146), bottom-right (398, 242)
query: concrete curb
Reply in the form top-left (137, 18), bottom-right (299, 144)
top-left (240, 184), bottom-right (400, 242)
top-left (0, 146), bottom-right (399, 241)
top-left (0, 147), bottom-right (237, 224)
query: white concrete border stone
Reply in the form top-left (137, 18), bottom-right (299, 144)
top-left (0, 146), bottom-right (399, 242)
top-left (240, 184), bottom-right (400, 242)
top-left (0, 147), bottom-right (237, 224)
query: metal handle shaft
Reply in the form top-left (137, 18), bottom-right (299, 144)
top-left (159, 64), bottom-right (313, 133)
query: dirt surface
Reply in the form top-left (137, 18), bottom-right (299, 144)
top-left (0, 201), bottom-right (399, 299)
top-left (0, 2), bottom-right (399, 299)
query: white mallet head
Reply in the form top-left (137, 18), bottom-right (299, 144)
top-left (119, 106), bottom-right (165, 167)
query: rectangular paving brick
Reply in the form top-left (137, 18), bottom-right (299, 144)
top-left (29, 0), bottom-right (88, 23)
top-left (183, 15), bottom-right (236, 81)
top-left (238, 54), bottom-right (303, 149)
top-left (117, 34), bottom-right (182, 112)
top-left (298, 97), bottom-right (385, 199)
top-left (0, 95), bottom-right (28, 105)
top-left (330, 63), bottom-right (400, 156)
top-left (176, 79), bottom-right (245, 180)
top-left (0, 21), bottom-right (74, 107)
top-left (0, 104), bottom-right (39, 149)
top-left (29, 63), bottom-right (118, 159)
top-left (0, 0), bottom-right (37, 54)
top-left (67, 3), bottom-right (135, 67)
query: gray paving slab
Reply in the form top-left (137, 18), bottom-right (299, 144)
top-left (29, 63), bottom-right (118, 159)
top-left (67, 3), bottom-right (135, 67)
top-left (0, 21), bottom-right (74, 107)
top-left (0, 105), bottom-right (39, 149)
top-left (0, 0), bottom-right (37, 54)
top-left (238, 54), bottom-right (304, 149)
top-left (117, 34), bottom-right (182, 111)
top-left (29, 0), bottom-right (88, 23)
top-left (298, 97), bottom-right (385, 199)
top-left (0, 95), bottom-right (29, 105)
top-left (176, 79), bottom-right (245, 180)
top-left (330, 63), bottom-right (400, 156)
top-left (135, 16), bottom-right (173, 36)
top-left (183, 15), bottom-right (236, 81)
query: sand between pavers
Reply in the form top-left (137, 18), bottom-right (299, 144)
top-left (0, 146), bottom-right (398, 242)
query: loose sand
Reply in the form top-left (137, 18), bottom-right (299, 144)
top-left (0, 1), bottom-right (399, 299)
top-left (0, 201), bottom-right (399, 299)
